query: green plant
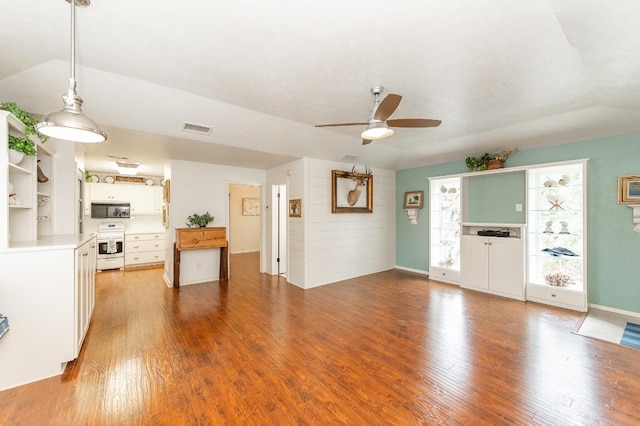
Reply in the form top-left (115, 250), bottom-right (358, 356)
top-left (8, 134), bottom-right (37, 156)
top-left (1, 101), bottom-right (48, 144)
top-left (85, 170), bottom-right (93, 182)
top-left (186, 212), bottom-right (214, 228)
top-left (465, 153), bottom-right (492, 171)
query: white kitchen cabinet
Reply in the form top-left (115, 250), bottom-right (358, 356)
top-left (428, 176), bottom-right (461, 284)
top-left (130, 185), bottom-right (156, 215)
top-left (0, 234), bottom-right (96, 391)
top-left (75, 237), bottom-right (96, 355)
top-left (125, 232), bottom-right (165, 267)
top-left (526, 160), bottom-right (587, 311)
top-left (460, 225), bottom-right (525, 300)
top-left (88, 182), bottom-right (132, 202)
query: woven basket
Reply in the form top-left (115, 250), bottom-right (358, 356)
top-left (486, 159), bottom-right (504, 170)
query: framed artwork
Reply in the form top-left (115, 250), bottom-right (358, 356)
top-left (403, 190), bottom-right (424, 209)
top-left (242, 198), bottom-right (260, 216)
top-left (162, 204), bottom-right (169, 228)
top-left (289, 199), bottom-right (302, 217)
top-left (163, 179), bottom-right (171, 203)
top-left (618, 175), bottom-right (640, 204)
top-left (331, 169), bottom-right (373, 213)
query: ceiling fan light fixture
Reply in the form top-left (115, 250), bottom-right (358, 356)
top-left (37, 0), bottom-right (106, 143)
top-left (115, 161), bottom-right (139, 176)
top-left (361, 122), bottom-right (395, 140)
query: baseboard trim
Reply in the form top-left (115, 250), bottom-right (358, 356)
top-left (589, 303), bottom-right (640, 319)
top-left (395, 265), bottom-right (429, 276)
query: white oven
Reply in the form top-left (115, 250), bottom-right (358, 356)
top-left (96, 223), bottom-right (125, 271)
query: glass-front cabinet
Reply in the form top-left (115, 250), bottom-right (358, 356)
top-left (429, 176), bottom-right (461, 284)
top-left (526, 160), bottom-right (587, 311)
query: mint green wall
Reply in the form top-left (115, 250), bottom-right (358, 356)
top-left (466, 172), bottom-right (526, 223)
top-left (396, 133), bottom-right (640, 313)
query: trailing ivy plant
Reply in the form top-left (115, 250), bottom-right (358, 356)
top-left (8, 134), bottom-right (37, 156)
top-left (2, 101), bottom-right (47, 156)
top-left (186, 212), bottom-right (214, 228)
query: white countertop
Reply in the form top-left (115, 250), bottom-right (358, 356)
top-left (5, 233), bottom-right (96, 252)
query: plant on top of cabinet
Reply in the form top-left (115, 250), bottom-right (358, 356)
top-left (186, 212), bottom-right (214, 228)
top-left (465, 148), bottom-right (519, 171)
top-left (1, 101), bottom-right (48, 144)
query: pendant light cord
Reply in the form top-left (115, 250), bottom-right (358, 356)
top-left (70, 0), bottom-right (76, 83)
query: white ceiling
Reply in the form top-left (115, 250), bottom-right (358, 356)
top-left (1, 0), bottom-right (640, 176)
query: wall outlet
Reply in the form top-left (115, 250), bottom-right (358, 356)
top-left (515, 203), bottom-right (523, 212)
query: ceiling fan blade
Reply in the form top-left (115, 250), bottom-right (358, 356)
top-left (315, 122), bottom-right (369, 128)
top-left (374, 94), bottom-right (402, 121)
top-left (362, 139), bottom-right (373, 145)
top-left (387, 118), bottom-right (442, 128)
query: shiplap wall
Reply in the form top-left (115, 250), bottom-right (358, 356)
top-left (304, 158), bottom-right (396, 288)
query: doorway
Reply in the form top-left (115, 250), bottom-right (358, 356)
top-left (228, 184), bottom-right (262, 274)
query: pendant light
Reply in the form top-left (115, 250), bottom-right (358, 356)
top-left (36, 0), bottom-right (107, 143)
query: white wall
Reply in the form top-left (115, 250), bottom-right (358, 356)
top-left (229, 184), bottom-right (260, 253)
top-left (167, 160), bottom-right (266, 286)
top-left (303, 158), bottom-right (396, 288)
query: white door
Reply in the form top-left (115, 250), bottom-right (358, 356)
top-left (277, 185), bottom-right (287, 275)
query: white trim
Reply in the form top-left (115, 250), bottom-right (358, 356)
top-left (395, 265), bottom-right (429, 276)
top-left (428, 158), bottom-right (589, 181)
top-left (589, 303), bottom-right (640, 319)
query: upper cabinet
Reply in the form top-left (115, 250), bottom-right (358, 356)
top-left (526, 160), bottom-right (587, 311)
top-left (1, 110), bottom-right (54, 248)
top-left (86, 183), bottom-right (162, 216)
top-left (428, 176), bottom-right (461, 284)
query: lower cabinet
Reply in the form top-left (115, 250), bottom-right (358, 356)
top-left (125, 232), bottom-right (165, 267)
top-left (75, 237), bottom-right (96, 356)
top-left (460, 233), bottom-right (525, 300)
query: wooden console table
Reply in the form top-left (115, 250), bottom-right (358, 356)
top-left (173, 227), bottom-right (228, 288)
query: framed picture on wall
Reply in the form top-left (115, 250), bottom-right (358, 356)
top-left (618, 175), bottom-right (640, 204)
top-left (242, 198), bottom-right (261, 216)
top-left (403, 190), bottom-right (424, 209)
top-left (331, 169), bottom-right (373, 213)
top-left (289, 199), bottom-right (302, 217)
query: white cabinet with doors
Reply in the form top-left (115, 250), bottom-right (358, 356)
top-left (526, 160), bottom-right (587, 311)
top-left (130, 185), bottom-right (156, 215)
top-left (75, 235), bottom-right (96, 356)
top-left (428, 176), bottom-right (461, 284)
top-left (460, 224), bottom-right (525, 300)
top-left (87, 182), bottom-right (132, 202)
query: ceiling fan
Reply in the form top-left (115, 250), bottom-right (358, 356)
top-left (315, 85), bottom-right (441, 145)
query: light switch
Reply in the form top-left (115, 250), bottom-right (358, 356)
top-left (515, 203), bottom-right (523, 212)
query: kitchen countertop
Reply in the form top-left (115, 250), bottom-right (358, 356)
top-left (5, 233), bottom-right (96, 252)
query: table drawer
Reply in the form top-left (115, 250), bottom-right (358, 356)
top-left (126, 233), bottom-right (164, 242)
top-left (177, 228), bottom-right (226, 249)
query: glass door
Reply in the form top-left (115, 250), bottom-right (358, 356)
top-left (429, 176), bottom-right (461, 284)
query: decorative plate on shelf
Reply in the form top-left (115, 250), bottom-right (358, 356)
top-left (90, 174), bottom-right (99, 183)
top-left (145, 178), bottom-right (154, 186)
top-left (104, 175), bottom-right (115, 184)
top-left (160, 179), bottom-right (165, 187)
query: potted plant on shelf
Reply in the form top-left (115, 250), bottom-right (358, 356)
top-left (488, 148), bottom-right (520, 170)
top-left (2, 101), bottom-right (47, 165)
top-left (186, 212), bottom-right (214, 228)
top-left (465, 148), bottom-right (519, 171)
top-left (465, 153), bottom-right (493, 171)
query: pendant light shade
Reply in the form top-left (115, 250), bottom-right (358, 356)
top-left (36, 0), bottom-right (106, 143)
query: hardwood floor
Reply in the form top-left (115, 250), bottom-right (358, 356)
top-left (1, 252), bottom-right (639, 424)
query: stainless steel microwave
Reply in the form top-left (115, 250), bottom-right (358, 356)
top-left (90, 202), bottom-right (131, 219)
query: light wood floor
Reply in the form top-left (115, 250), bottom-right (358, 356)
top-left (1, 252), bottom-right (639, 424)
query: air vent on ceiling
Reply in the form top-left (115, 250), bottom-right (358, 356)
top-left (341, 155), bottom-right (358, 162)
top-left (183, 122), bottom-right (212, 135)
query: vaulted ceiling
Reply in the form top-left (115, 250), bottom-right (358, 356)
top-left (1, 0), bottom-right (639, 176)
